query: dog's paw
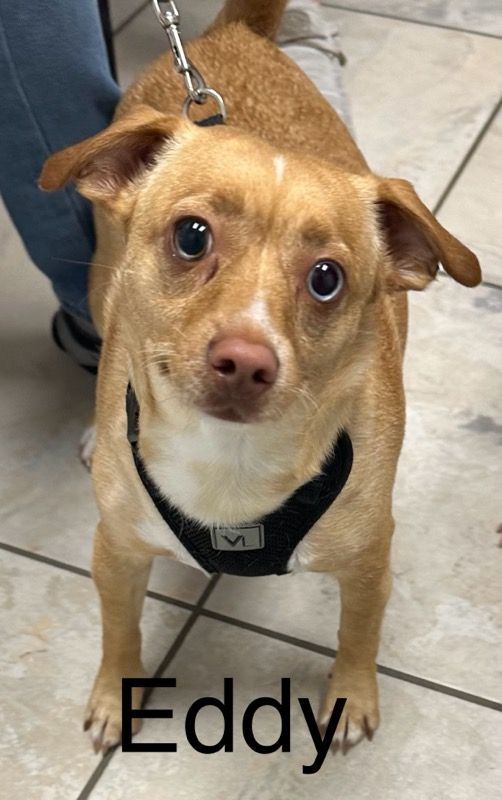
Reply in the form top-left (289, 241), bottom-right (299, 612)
top-left (319, 665), bottom-right (379, 753)
top-left (79, 424), bottom-right (96, 471)
top-left (84, 667), bottom-right (145, 754)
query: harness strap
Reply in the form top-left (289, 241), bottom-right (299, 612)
top-left (126, 385), bottom-right (353, 576)
top-left (195, 114), bottom-right (225, 127)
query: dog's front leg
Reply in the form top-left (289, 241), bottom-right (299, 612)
top-left (319, 534), bottom-right (392, 751)
top-left (85, 522), bottom-right (153, 754)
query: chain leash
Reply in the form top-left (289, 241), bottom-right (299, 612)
top-left (151, 0), bottom-right (227, 122)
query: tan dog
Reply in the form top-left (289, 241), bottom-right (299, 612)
top-left (40, 0), bottom-right (480, 755)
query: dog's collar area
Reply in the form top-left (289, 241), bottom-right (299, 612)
top-left (194, 113), bottom-right (225, 128)
top-left (125, 384), bottom-right (353, 576)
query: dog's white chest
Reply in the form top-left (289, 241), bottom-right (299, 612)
top-left (130, 388), bottom-right (324, 575)
top-left (143, 410), bottom-right (298, 527)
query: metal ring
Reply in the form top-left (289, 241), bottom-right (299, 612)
top-left (182, 88), bottom-right (227, 122)
top-left (152, 0), bottom-right (179, 29)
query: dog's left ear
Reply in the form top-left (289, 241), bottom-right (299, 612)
top-left (39, 105), bottom-right (181, 214)
top-left (374, 177), bottom-right (481, 290)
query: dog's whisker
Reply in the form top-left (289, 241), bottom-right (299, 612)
top-left (51, 256), bottom-right (119, 272)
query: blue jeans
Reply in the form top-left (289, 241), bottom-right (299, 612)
top-left (0, 0), bottom-right (120, 323)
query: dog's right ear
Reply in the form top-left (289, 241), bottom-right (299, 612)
top-left (374, 177), bottom-right (481, 289)
top-left (39, 105), bottom-right (180, 214)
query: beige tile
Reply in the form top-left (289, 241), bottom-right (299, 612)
top-left (115, 3), bottom-right (166, 88)
top-left (207, 280), bottom-right (502, 701)
top-left (109, 0), bottom-right (145, 31)
top-left (331, 9), bottom-right (502, 206)
top-left (0, 200), bottom-right (59, 335)
top-left (0, 202), bottom-right (209, 605)
top-left (115, 6), bottom-right (502, 209)
top-left (323, 0), bottom-right (502, 37)
top-left (148, 557), bottom-right (209, 602)
top-left (91, 617), bottom-right (502, 800)
top-left (438, 109), bottom-right (502, 285)
top-left (0, 549), bottom-right (191, 799)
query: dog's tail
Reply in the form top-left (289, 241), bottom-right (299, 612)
top-left (208, 0), bottom-right (288, 39)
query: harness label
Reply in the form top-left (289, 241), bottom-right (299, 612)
top-left (210, 524), bottom-right (265, 551)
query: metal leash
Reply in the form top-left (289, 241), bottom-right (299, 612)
top-left (151, 0), bottom-right (227, 122)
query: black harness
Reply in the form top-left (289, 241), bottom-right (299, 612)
top-left (124, 113), bottom-right (352, 576)
top-left (126, 385), bottom-right (353, 576)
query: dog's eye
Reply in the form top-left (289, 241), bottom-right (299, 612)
top-left (173, 218), bottom-right (212, 261)
top-left (307, 260), bottom-right (345, 302)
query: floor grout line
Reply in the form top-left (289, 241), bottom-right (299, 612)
top-left (437, 270), bottom-right (502, 294)
top-left (75, 749), bottom-right (114, 800)
top-left (113, 0), bottom-right (150, 36)
top-left (481, 280), bottom-right (502, 292)
top-left (430, 93), bottom-right (502, 293)
top-left (193, 606), bottom-right (502, 713)
top-left (130, 584), bottom-right (502, 714)
top-left (433, 94), bottom-right (502, 215)
top-left (0, 541), bottom-right (92, 579)
top-left (145, 589), bottom-right (196, 611)
top-left (324, 3), bottom-right (502, 41)
top-left (75, 595), bottom-right (502, 800)
top-left (150, 575), bottom-right (221, 685)
top-left (0, 541), bottom-right (205, 610)
top-left (76, 574), bottom-right (221, 799)
top-left (3, 539), bottom-right (501, 714)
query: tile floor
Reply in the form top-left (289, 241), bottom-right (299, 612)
top-left (1, 1), bottom-right (501, 798)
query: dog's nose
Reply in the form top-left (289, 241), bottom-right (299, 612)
top-left (208, 337), bottom-right (279, 396)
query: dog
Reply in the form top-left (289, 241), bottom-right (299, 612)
top-left (40, 0), bottom-right (481, 755)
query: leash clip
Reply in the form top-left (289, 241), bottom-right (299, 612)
top-left (151, 0), bottom-right (227, 122)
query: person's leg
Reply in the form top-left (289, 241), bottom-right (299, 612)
top-left (277, 0), bottom-right (354, 133)
top-left (0, 0), bottom-right (120, 368)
